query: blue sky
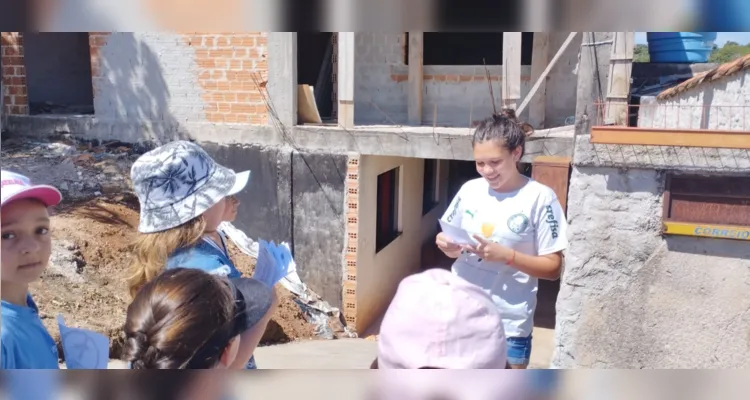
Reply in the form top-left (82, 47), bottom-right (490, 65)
top-left (635, 32), bottom-right (750, 46)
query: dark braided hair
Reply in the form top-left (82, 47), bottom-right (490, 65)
top-left (472, 108), bottom-right (534, 158)
top-left (123, 268), bottom-right (237, 369)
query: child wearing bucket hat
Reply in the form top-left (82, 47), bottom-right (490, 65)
top-left (1, 170), bottom-right (63, 369)
top-left (128, 140), bottom-right (273, 370)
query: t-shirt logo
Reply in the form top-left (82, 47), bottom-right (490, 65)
top-left (543, 205), bottom-right (560, 239)
top-left (446, 197), bottom-right (461, 223)
top-left (507, 213), bottom-right (530, 234)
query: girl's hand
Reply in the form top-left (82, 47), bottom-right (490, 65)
top-left (436, 232), bottom-right (462, 258)
top-left (463, 235), bottom-right (514, 263)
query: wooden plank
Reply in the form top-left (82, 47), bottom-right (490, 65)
top-left (604, 32), bottom-right (635, 125)
top-left (532, 156), bottom-right (572, 214)
top-left (575, 33), bottom-right (614, 137)
top-left (528, 32), bottom-right (549, 128)
top-left (407, 32), bottom-right (424, 126)
top-left (502, 32), bottom-right (522, 110)
top-left (337, 32), bottom-right (355, 129)
top-left (590, 126), bottom-right (750, 149)
top-left (663, 221), bottom-right (750, 241)
top-left (518, 32), bottom-right (579, 116)
top-left (533, 155), bottom-right (572, 166)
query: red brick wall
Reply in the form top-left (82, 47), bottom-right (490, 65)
top-left (88, 32), bottom-right (111, 100)
top-left (185, 33), bottom-right (269, 124)
top-left (1, 32), bottom-right (28, 115)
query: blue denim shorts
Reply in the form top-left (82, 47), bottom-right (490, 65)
top-left (506, 335), bottom-right (532, 366)
top-left (246, 355), bottom-right (257, 369)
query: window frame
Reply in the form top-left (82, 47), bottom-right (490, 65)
top-left (662, 173), bottom-right (750, 241)
top-left (376, 166), bottom-right (402, 252)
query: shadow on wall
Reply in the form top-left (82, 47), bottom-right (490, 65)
top-left (95, 32), bottom-right (189, 144)
top-left (666, 235), bottom-right (750, 259)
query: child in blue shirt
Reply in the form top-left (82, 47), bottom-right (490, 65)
top-left (1, 170), bottom-right (64, 369)
top-left (128, 141), bottom-right (272, 370)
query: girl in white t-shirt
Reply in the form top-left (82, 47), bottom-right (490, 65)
top-left (435, 109), bottom-right (569, 369)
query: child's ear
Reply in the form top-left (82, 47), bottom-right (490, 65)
top-left (219, 335), bottom-right (241, 368)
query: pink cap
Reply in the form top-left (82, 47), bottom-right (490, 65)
top-left (1, 170), bottom-right (62, 208)
top-left (378, 268), bottom-right (507, 369)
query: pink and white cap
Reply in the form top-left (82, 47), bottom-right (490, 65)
top-left (1, 170), bottom-right (62, 208)
top-left (378, 268), bottom-right (507, 369)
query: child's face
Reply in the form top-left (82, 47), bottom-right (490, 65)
top-left (203, 198), bottom-right (227, 231)
top-left (1, 199), bottom-right (52, 284)
top-left (222, 196), bottom-right (239, 222)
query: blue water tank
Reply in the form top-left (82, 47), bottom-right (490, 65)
top-left (700, 0), bottom-right (750, 31)
top-left (646, 32), bottom-right (718, 63)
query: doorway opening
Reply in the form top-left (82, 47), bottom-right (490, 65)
top-left (296, 32), bottom-right (335, 124)
top-left (23, 33), bottom-right (94, 115)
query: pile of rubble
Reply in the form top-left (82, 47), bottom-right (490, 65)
top-left (2, 134), bottom-right (346, 360)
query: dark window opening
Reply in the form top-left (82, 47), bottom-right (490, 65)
top-left (297, 32), bottom-right (335, 122)
top-left (422, 159), bottom-right (439, 215)
top-left (405, 32), bottom-right (534, 66)
top-left (664, 174), bottom-right (750, 227)
top-left (435, 0), bottom-right (521, 31)
top-left (376, 167), bottom-right (401, 252)
top-left (23, 33), bottom-right (94, 115)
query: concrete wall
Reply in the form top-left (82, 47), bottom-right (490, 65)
top-left (202, 143), bottom-right (349, 310)
top-left (354, 32), bottom-right (579, 127)
top-left (355, 155), bottom-right (426, 332)
top-left (23, 33), bottom-right (94, 110)
top-left (637, 70), bottom-right (750, 131)
top-left (553, 166), bottom-right (750, 368)
top-left (291, 151), bottom-right (349, 309)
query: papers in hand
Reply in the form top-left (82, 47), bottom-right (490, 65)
top-left (438, 219), bottom-right (476, 245)
top-left (253, 240), bottom-right (296, 287)
top-left (57, 315), bottom-right (109, 369)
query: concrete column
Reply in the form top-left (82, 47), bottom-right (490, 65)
top-left (267, 32), bottom-right (297, 128)
top-left (337, 32), bottom-right (355, 129)
top-left (502, 32), bottom-right (522, 110)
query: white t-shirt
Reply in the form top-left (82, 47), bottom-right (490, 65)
top-left (441, 177), bottom-right (568, 338)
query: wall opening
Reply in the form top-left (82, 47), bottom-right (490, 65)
top-left (23, 33), bottom-right (94, 115)
top-left (376, 166), bottom-right (401, 252)
top-left (422, 159), bottom-right (440, 216)
top-left (297, 32), bottom-right (335, 122)
top-left (405, 32), bottom-right (534, 66)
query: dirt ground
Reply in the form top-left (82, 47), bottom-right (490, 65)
top-left (2, 136), bottom-right (317, 361)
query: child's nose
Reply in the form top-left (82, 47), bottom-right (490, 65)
top-left (19, 237), bottom-right (41, 254)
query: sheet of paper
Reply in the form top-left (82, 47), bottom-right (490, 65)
top-left (438, 219), bottom-right (476, 245)
top-left (57, 315), bottom-right (109, 369)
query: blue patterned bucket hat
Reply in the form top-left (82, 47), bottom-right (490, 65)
top-left (131, 141), bottom-right (250, 233)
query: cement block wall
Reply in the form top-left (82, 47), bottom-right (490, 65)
top-left (203, 143), bottom-right (349, 310)
top-left (637, 70), bottom-right (750, 131)
top-left (553, 166), bottom-right (750, 368)
top-left (354, 32), bottom-right (579, 127)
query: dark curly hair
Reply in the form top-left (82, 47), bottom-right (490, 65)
top-left (123, 268), bottom-right (237, 369)
top-left (472, 108), bottom-right (534, 158)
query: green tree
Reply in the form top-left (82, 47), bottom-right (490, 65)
top-left (633, 44), bottom-right (650, 63)
top-left (709, 41), bottom-right (750, 64)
